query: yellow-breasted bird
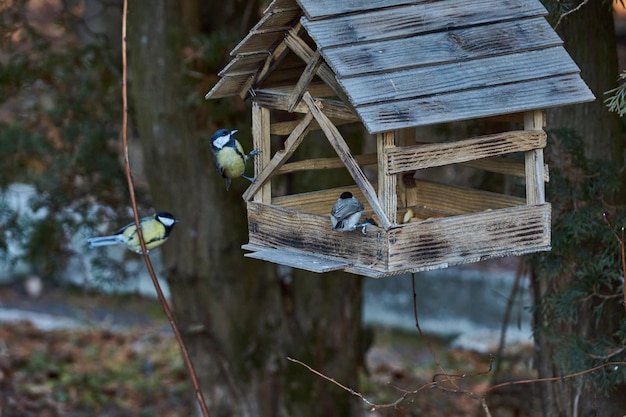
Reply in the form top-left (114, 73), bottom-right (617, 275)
top-left (87, 212), bottom-right (179, 254)
top-left (209, 129), bottom-right (258, 191)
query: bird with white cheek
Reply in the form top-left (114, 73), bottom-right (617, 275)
top-left (209, 129), bottom-right (258, 191)
top-left (330, 192), bottom-right (365, 232)
top-left (87, 212), bottom-right (179, 254)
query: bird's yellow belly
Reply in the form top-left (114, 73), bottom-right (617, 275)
top-left (218, 148), bottom-right (245, 178)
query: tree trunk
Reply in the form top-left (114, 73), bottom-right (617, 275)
top-left (127, 2), bottom-right (363, 416)
top-left (533, 2), bottom-right (626, 416)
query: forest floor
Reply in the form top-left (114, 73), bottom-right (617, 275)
top-left (0, 282), bottom-right (539, 417)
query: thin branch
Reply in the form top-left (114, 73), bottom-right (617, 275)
top-left (554, 0), bottom-right (590, 29)
top-left (602, 212), bottom-right (626, 309)
top-left (120, 3), bottom-right (210, 416)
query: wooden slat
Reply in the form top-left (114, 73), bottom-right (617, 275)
top-left (270, 116), bottom-right (356, 135)
top-left (246, 202), bottom-right (387, 270)
top-left (264, 0), bottom-right (300, 13)
top-left (386, 130), bottom-right (546, 174)
top-left (253, 8), bottom-right (302, 32)
top-left (326, 19), bottom-right (562, 79)
top-left (277, 153), bottom-right (377, 174)
top-left (341, 46), bottom-right (575, 105)
top-left (377, 132), bottom-right (397, 224)
top-left (301, 0), bottom-right (547, 48)
top-left (298, 0), bottom-right (421, 20)
top-left (303, 92), bottom-right (392, 229)
top-left (252, 90), bottom-right (358, 120)
top-left (387, 203), bottom-right (551, 271)
top-left (524, 110), bottom-right (546, 204)
top-left (272, 185), bottom-right (368, 216)
top-left (251, 103), bottom-right (272, 203)
top-left (244, 247), bottom-right (352, 273)
top-left (357, 74), bottom-right (595, 133)
top-left (218, 53), bottom-right (267, 77)
top-left (464, 157), bottom-right (549, 182)
top-left (403, 179), bottom-right (525, 215)
top-left (243, 111), bottom-right (314, 201)
top-left (205, 74), bottom-right (253, 99)
top-left (288, 50), bottom-right (322, 112)
top-left (230, 31), bottom-right (286, 56)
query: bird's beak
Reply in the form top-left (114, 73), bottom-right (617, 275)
top-left (230, 129), bottom-right (238, 135)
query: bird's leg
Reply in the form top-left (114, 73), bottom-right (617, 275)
top-left (225, 177), bottom-right (232, 191)
top-left (241, 175), bottom-right (255, 183)
top-left (246, 149), bottom-right (259, 160)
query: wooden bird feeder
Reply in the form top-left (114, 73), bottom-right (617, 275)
top-left (205, 0), bottom-right (594, 277)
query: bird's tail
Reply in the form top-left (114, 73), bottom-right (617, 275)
top-left (87, 235), bottom-right (125, 248)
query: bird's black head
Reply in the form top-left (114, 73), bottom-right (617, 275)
top-left (339, 191), bottom-right (353, 199)
top-left (210, 129), bottom-right (237, 150)
top-left (155, 212), bottom-right (179, 230)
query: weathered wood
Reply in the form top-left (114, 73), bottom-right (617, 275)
top-left (377, 132), bottom-right (397, 225)
top-left (244, 246), bottom-right (352, 272)
top-left (386, 130), bottom-right (547, 174)
top-left (230, 31), bottom-right (286, 56)
top-left (340, 46), bottom-right (576, 105)
top-left (284, 31), bottom-right (353, 106)
top-left (252, 89), bottom-right (358, 120)
top-left (464, 157), bottom-right (549, 182)
top-left (252, 8), bottom-right (301, 32)
top-left (303, 92), bottom-right (392, 229)
top-left (251, 103), bottom-right (272, 203)
top-left (264, 0), bottom-right (300, 13)
top-left (358, 74), bottom-right (594, 133)
top-left (246, 202), bottom-right (388, 271)
top-left (270, 116), bottom-right (356, 135)
top-left (287, 50), bottom-right (322, 112)
top-left (243, 111), bottom-right (314, 201)
top-left (298, 0), bottom-right (422, 20)
top-left (218, 53), bottom-right (267, 77)
top-left (301, 0), bottom-right (547, 48)
top-left (524, 110), bottom-right (546, 204)
top-left (272, 185), bottom-right (368, 216)
top-left (277, 153), bottom-right (377, 174)
top-left (205, 73), bottom-right (253, 99)
top-left (403, 179), bottom-right (525, 215)
top-left (386, 203), bottom-right (551, 271)
top-left (327, 19), bottom-right (562, 79)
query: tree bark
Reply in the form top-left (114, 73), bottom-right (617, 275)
top-left (533, 2), bottom-right (626, 416)
top-left (127, 2), bottom-right (363, 416)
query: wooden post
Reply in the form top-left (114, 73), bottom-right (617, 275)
top-left (377, 132), bottom-right (397, 225)
top-left (524, 110), bottom-right (546, 205)
top-left (252, 102), bottom-right (271, 203)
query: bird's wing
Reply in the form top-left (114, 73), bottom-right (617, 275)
top-left (332, 199), bottom-right (363, 221)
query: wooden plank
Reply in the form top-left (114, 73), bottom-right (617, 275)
top-left (253, 8), bottom-right (301, 32)
top-left (284, 31), bottom-right (353, 107)
top-left (272, 185), bottom-right (368, 216)
top-left (303, 92), bottom-right (392, 229)
top-left (403, 179), bottom-right (525, 215)
top-left (218, 53), bottom-right (267, 77)
top-left (230, 31), bottom-right (286, 56)
top-left (301, 0), bottom-right (547, 48)
top-left (277, 153), bottom-right (377, 174)
top-left (205, 74), bottom-right (253, 99)
top-left (244, 247), bottom-right (352, 273)
top-left (252, 90), bottom-right (358, 120)
top-left (297, 0), bottom-right (421, 20)
top-left (377, 132), bottom-right (397, 224)
top-left (386, 130), bottom-right (547, 174)
top-left (243, 111), bottom-right (314, 201)
top-left (357, 74), bottom-right (595, 133)
top-left (264, 0), bottom-right (300, 13)
top-left (246, 202), bottom-right (387, 270)
top-left (387, 203), bottom-right (551, 271)
top-left (326, 19), bottom-right (562, 79)
top-left (524, 110), bottom-right (546, 204)
top-left (464, 157), bottom-right (549, 182)
top-left (341, 46), bottom-right (577, 105)
top-left (288, 49), bottom-right (322, 112)
top-left (251, 103), bottom-right (272, 203)
top-left (270, 116), bottom-right (356, 135)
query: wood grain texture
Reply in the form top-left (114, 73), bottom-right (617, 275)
top-left (386, 130), bottom-right (547, 174)
top-left (357, 74), bottom-right (594, 133)
top-left (297, 0), bottom-right (421, 20)
top-left (272, 185), bottom-right (369, 216)
top-left (205, 73), bottom-right (253, 99)
top-left (251, 103), bottom-right (272, 203)
top-left (303, 92), bottom-right (392, 229)
top-left (386, 203), bottom-right (551, 272)
top-left (244, 246), bottom-right (352, 272)
top-left (243, 111), bottom-right (314, 201)
top-left (524, 110), bottom-right (546, 204)
top-left (377, 132), bottom-right (397, 224)
top-left (277, 153), bottom-right (377, 175)
top-left (340, 46), bottom-right (576, 105)
top-left (265, 0), bottom-right (300, 13)
top-left (252, 90), bottom-right (358, 120)
top-left (247, 202), bottom-right (388, 271)
top-left (403, 180), bottom-right (525, 215)
top-left (301, 0), bottom-right (547, 48)
top-left (326, 19), bottom-right (562, 79)
top-left (288, 50), bottom-right (322, 112)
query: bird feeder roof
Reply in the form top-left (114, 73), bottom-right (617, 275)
top-left (206, 0), bottom-right (594, 134)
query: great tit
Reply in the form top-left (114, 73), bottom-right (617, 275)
top-left (87, 212), bottom-right (179, 254)
top-left (330, 192), bottom-right (365, 232)
top-left (209, 129), bottom-right (258, 191)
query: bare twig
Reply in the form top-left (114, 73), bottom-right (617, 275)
top-left (602, 213), bottom-right (626, 309)
top-left (554, 0), bottom-right (590, 29)
top-left (121, 2), bottom-right (210, 416)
